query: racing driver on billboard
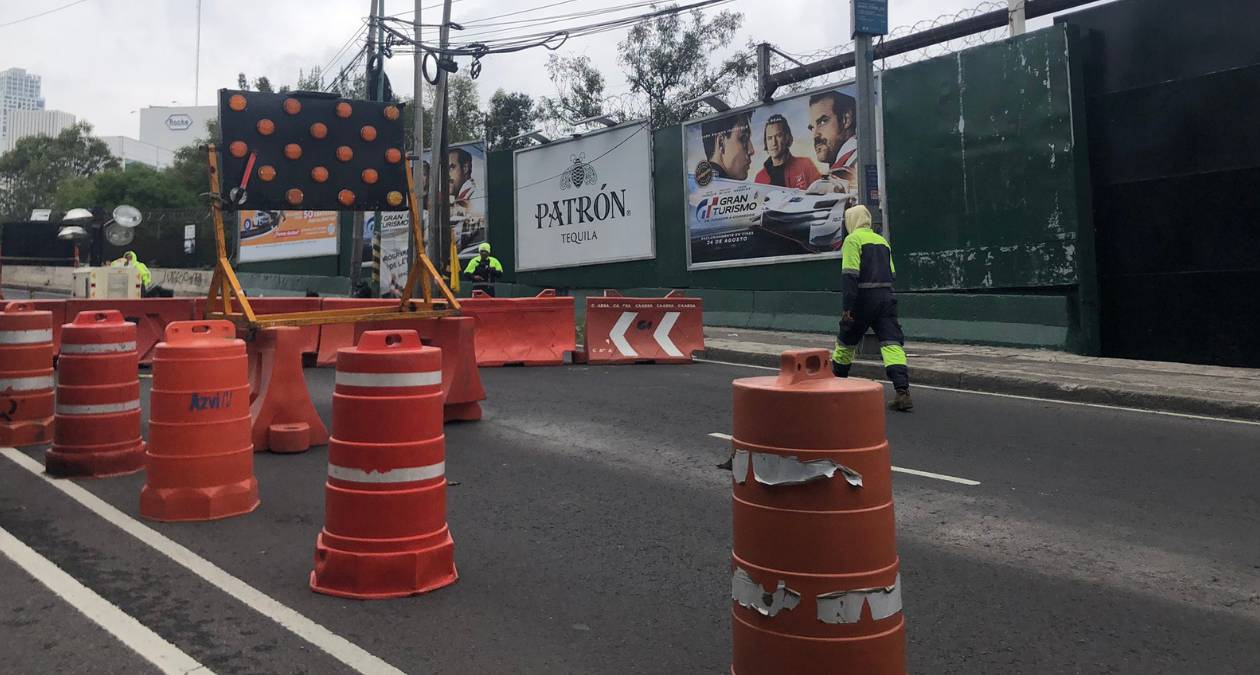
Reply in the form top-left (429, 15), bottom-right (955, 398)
top-left (808, 90), bottom-right (859, 193)
top-left (754, 114), bottom-right (822, 190)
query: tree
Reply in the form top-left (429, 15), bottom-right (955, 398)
top-left (53, 164), bottom-right (197, 213)
top-left (0, 122), bottom-right (119, 220)
top-left (295, 67), bottom-right (324, 92)
top-left (540, 54), bottom-right (609, 123)
top-left (445, 75), bottom-right (483, 144)
top-left (164, 119), bottom-right (218, 203)
top-left (254, 76), bottom-right (274, 94)
top-left (618, 7), bottom-right (754, 128)
top-left (485, 89), bottom-right (537, 151)
top-left (237, 73), bottom-right (249, 90)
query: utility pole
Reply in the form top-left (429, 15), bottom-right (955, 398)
top-left (194, 0), bottom-right (201, 105)
top-left (426, 0), bottom-right (453, 279)
top-left (1008, 0), bottom-right (1027, 36)
top-left (411, 0), bottom-right (425, 291)
top-left (851, 0), bottom-right (886, 226)
top-left (349, 0), bottom-right (378, 291)
top-left (370, 0), bottom-right (387, 295)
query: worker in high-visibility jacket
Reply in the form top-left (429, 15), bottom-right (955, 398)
top-left (110, 251), bottom-right (151, 288)
top-left (462, 242), bottom-right (503, 295)
top-left (832, 205), bottom-right (913, 411)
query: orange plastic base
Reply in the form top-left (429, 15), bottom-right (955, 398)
top-left (268, 422), bottom-right (311, 454)
top-left (731, 610), bottom-right (906, 675)
top-left (310, 529), bottom-right (458, 600)
top-left (0, 417), bottom-right (53, 448)
top-left (139, 477), bottom-right (260, 522)
top-left (443, 402), bottom-right (482, 422)
top-left (46, 440), bottom-right (145, 478)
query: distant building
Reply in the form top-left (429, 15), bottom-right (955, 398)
top-left (0, 67), bottom-right (47, 149)
top-left (99, 135), bottom-right (174, 169)
top-left (2, 109), bottom-right (76, 152)
top-left (139, 105), bottom-right (215, 153)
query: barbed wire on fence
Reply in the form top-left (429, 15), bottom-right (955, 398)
top-left (766, 0), bottom-right (1020, 92)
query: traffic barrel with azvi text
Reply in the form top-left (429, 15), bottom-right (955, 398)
top-left (47, 310), bottom-right (145, 477)
top-left (730, 349), bottom-right (906, 674)
top-left (0, 302), bottom-right (55, 447)
top-left (140, 321), bottom-right (259, 522)
top-left (310, 329), bottom-right (457, 599)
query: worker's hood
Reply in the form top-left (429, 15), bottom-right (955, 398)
top-left (123, 251), bottom-right (137, 261)
top-left (478, 242), bottom-right (491, 253)
top-left (844, 205), bottom-right (872, 235)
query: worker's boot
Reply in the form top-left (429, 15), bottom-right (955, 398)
top-left (889, 389), bottom-right (913, 412)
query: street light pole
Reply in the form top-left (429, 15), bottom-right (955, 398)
top-left (426, 0), bottom-right (453, 277)
top-left (411, 0), bottom-right (425, 288)
top-left (851, 0), bottom-right (886, 226)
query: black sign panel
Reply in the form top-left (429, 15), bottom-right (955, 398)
top-left (217, 89), bottom-right (409, 211)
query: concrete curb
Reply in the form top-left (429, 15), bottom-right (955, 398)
top-left (701, 346), bottom-right (1260, 423)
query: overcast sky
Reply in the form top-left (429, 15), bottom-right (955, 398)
top-left (0, 0), bottom-right (1108, 140)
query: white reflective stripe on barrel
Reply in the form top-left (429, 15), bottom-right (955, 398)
top-left (59, 341), bottom-right (137, 354)
top-left (327, 461), bottom-right (445, 484)
top-left (334, 370), bottom-right (442, 388)
top-left (0, 329), bottom-right (52, 345)
top-left (0, 375), bottom-right (54, 391)
top-left (56, 399), bottom-right (141, 416)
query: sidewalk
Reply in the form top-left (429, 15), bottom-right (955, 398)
top-left (701, 326), bottom-right (1260, 422)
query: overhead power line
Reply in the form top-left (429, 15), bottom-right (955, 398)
top-left (0, 0), bottom-right (91, 29)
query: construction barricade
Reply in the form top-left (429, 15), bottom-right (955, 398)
top-left (314, 298), bottom-right (396, 367)
top-left (579, 290), bottom-right (703, 364)
top-left (47, 311), bottom-right (145, 477)
top-left (246, 326), bottom-right (329, 453)
top-left (196, 297), bottom-right (322, 359)
top-left (729, 349), bottom-right (906, 674)
top-left (66, 298), bottom-right (196, 365)
top-left (0, 302), bottom-right (55, 447)
top-left (140, 321), bottom-right (259, 522)
top-left (459, 289), bottom-right (575, 366)
top-left (311, 330), bottom-right (457, 599)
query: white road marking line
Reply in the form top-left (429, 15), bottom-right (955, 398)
top-left (0, 448), bottom-right (406, 675)
top-left (707, 432), bottom-right (980, 486)
top-left (0, 525), bottom-right (212, 675)
top-left (696, 358), bottom-right (1260, 427)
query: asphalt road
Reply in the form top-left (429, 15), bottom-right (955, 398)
top-left (2, 361), bottom-right (1259, 674)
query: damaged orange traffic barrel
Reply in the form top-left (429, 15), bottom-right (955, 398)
top-left (0, 302), bottom-right (55, 447)
top-left (730, 349), bottom-right (905, 674)
top-left (310, 330), bottom-right (457, 599)
top-left (140, 321), bottom-right (259, 522)
top-left (47, 311), bottom-right (145, 477)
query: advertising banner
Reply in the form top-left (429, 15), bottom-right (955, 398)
top-left (514, 121), bottom-right (655, 271)
top-left (420, 141), bottom-right (487, 272)
top-left (683, 81), bottom-right (884, 270)
top-left (376, 211), bottom-right (411, 297)
top-left (237, 210), bottom-right (338, 262)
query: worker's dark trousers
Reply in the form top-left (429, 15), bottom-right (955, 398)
top-left (831, 290), bottom-right (910, 391)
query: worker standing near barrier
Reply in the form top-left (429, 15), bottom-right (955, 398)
top-left (462, 243), bottom-right (502, 296)
top-left (831, 205), bottom-right (913, 412)
top-left (111, 251), bottom-right (172, 298)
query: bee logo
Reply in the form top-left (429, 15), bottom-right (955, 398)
top-left (559, 153), bottom-right (597, 190)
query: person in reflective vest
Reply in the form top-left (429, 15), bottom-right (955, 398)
top-left (832, 205), bottom-right (913, 412)
top-left (462, 242), bottom-right (503, 295)
top-left (111, 251), bottom-right (151, 287)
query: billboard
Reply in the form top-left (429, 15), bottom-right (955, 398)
top-left (376, 211), bottom-right (412, 297)
top-left (682, 81), bottom-right (884, 270)
top-left (139, 105), bottom-right (216, 152)
top-left (420, 141), bottom-right (487, 272)
top-left (514, 122), bottom-right (655, 271)
top-left (237, 210), bottom-right (339, 262)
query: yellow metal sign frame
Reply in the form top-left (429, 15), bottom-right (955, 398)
top-left (203, 144), bottom-right (460, 329)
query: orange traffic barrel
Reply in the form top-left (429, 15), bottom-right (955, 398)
top-left (47, 311), bottom-right (145, 477)
top-left (311, 330), bottom-right (457, 599)
top-left (730, 349), bottom-right (905, 674)
top-left (140, 321), bottom-right (259, 522)
top-left (0, 302), bottom-right (55, 447)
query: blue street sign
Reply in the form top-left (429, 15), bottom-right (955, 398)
top-left (851, 0), bottom-right (888, 37)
